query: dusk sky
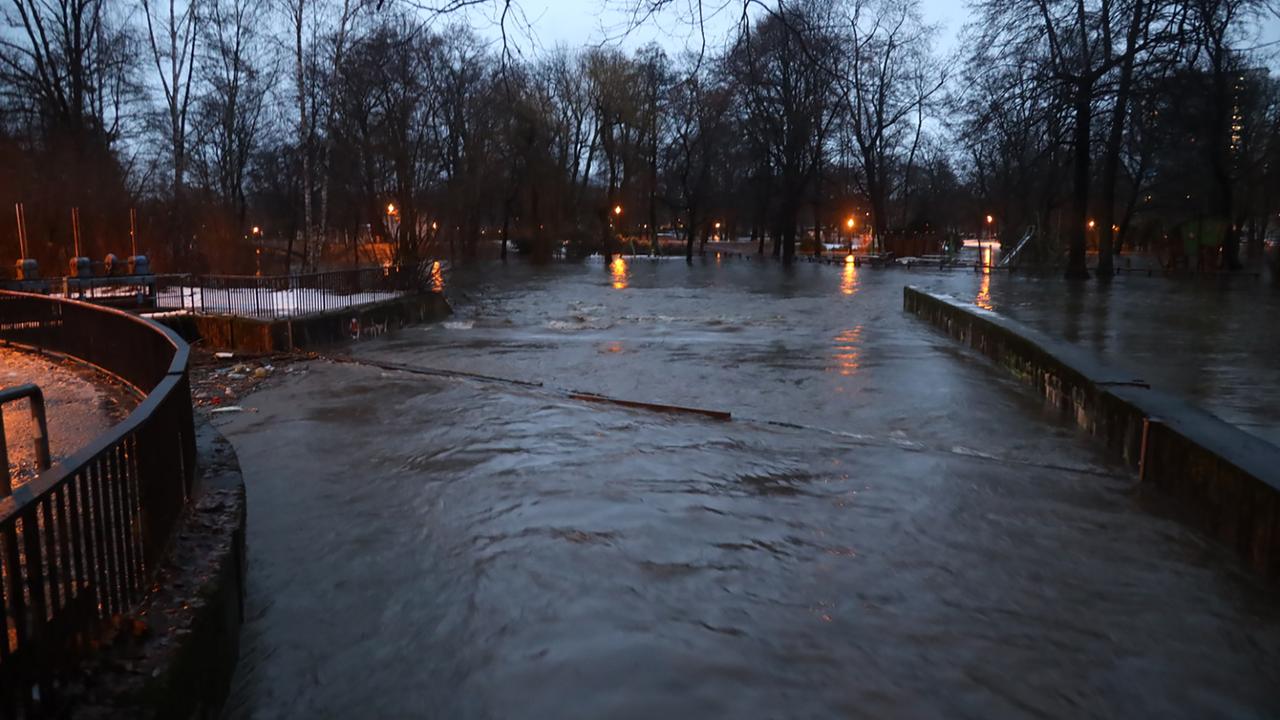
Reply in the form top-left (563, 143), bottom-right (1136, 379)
top-left (471, 0), bottom-right (970, 57)
top-left (469, 0), bottom-right (1278, 65)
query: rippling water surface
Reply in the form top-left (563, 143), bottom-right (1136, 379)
top-left (220, 258), bottom-right (1279, 719)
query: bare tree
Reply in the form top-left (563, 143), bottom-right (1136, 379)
top-left (663, 56), bottom-right (729, 261)
top-left (840, 0), bottom-right (945, 244)
top-left (192, 0), bottom-right (274, 232)
top-left (0, 0), bottom-right (138, 263)
top-left (142, 0), bottom-right (200, 260)
top-left (727, 0), bottom-right (840, 263)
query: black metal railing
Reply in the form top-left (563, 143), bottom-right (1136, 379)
top-left (0, 291), bottom-right (195, 716)
top-left (151, 265), bottom-right (420, 319)
top-left (0, 385), bottom-right (52, 497)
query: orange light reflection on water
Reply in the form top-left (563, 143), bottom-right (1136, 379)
top-left (976, 247), bottom-right (993, 309)
top-left (833, 325), bottom-right (864, 376)
top-left (610, 256), bottom-right (628, 290)
top-left (841, 260), bottom-right (860, 296)
top-left (976, 272), bottom-right (992, 310)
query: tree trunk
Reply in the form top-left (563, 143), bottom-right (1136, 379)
top-left (293, 3), bottom-right (310, 275)
top-left (812, 200), bottom-right (822, 257)
top-left (500, 196), bottom-right (512, 261)
top-left (780, 198), bottom-right (797, 264)
top-left (649, 94), bottom-right (659, 258)
top-left (1097, 0), bottom-right (1144, 280)
top-left (1065, 87), bottom-right (1093, 280)
top-left (686, 207), bottom-right (696, 263)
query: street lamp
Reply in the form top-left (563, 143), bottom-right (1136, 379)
top-left (845, 217), bottom-right (855, 254)
top-left (981, 214), bottom-right (996, 268)
top-left (610, 205), bottom-right (624, 253)
top-left (386, 202), bottom-right (400, 243)
top-left (251, 226), bottom-right (264, 275)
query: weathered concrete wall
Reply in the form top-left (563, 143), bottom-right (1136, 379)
top-left (904, 285), bottom-right (1280, 580)
top-left (162, 292), bottom-right (452, 353)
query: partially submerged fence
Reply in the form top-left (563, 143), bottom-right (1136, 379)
top-left (151, 265), bottom-right (419, 319)
top-left (0, 291), bottom-right (196, 715)
top-left (4, 264), bottom-right (429, 320)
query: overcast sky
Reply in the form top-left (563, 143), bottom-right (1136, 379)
top-left (477, 0), bottom-right (965, 56)
top-left (465, 0), bottom-right (1277, 66)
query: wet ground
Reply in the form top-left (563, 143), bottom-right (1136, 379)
top-left (218, 257), bottom-right (1279, 719)
top-left (1, 347), bottom-right (137, 485)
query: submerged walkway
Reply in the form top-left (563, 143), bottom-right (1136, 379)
top-left (973, 273), bottom-right (1280, 447)
top-left (218, 259), bottom-right (1280, 719)
top-left (1, 346), bottom-right (136, 484)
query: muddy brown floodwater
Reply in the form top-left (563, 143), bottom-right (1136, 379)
top-left (218, 258), bottom-right (1279, 719)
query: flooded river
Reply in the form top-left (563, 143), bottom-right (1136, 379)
top-left (219, 257), bottom-right (1279, 719)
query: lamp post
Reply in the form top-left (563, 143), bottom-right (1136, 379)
top-left (252, 226), bottom-right (263, 276)
top-left (845, 217), bottom-right (855, 255)
top-left (613, 204), bottom-right (626, 255)
top-left (984, 214), bottom-right (994, 268)
top-left (386, 202), bottom-right (400, 246)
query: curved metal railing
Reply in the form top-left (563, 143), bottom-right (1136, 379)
top-left (0, 290), bottom-right (196, 714)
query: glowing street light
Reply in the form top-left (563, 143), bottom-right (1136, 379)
top-left (614, 204), bottom-right (623, 216)
top-left (1088, 219), bottom-right (1097, 229)
top-left (252, 226), bottom-right (264, 276)
top-left (385, 203), bottom-right (401, 243)
top-left (979, 214), bottom-right (996, 269)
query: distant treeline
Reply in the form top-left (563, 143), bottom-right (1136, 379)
top-left (1, 0), bottom-right (1276, 276)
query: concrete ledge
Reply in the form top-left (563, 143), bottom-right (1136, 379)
top-left (161, 291), bottom-right (452, 353)
top-left (904, 285), bottom-right (1280, 579)
top-left (62, 418), bottom-right (247, 718)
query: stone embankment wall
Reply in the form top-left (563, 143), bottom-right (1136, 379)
top-left (904, 286), bottom-right (1280, 580)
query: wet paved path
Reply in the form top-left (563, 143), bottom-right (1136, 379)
top-left (1, 347), bottom-right (136, 484)
top-left (220, 259), bottom-right (1279, 719)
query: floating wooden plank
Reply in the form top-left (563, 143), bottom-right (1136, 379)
top-left (568, 392), bottom-right (731, 421)
top-left (328, 355), bottom-right (544, 388)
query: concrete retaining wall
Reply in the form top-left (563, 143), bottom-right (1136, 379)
top-left (162, 292), bottom-right (451, 353)
top-left (904, 285), bottom-right (1280, 580)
